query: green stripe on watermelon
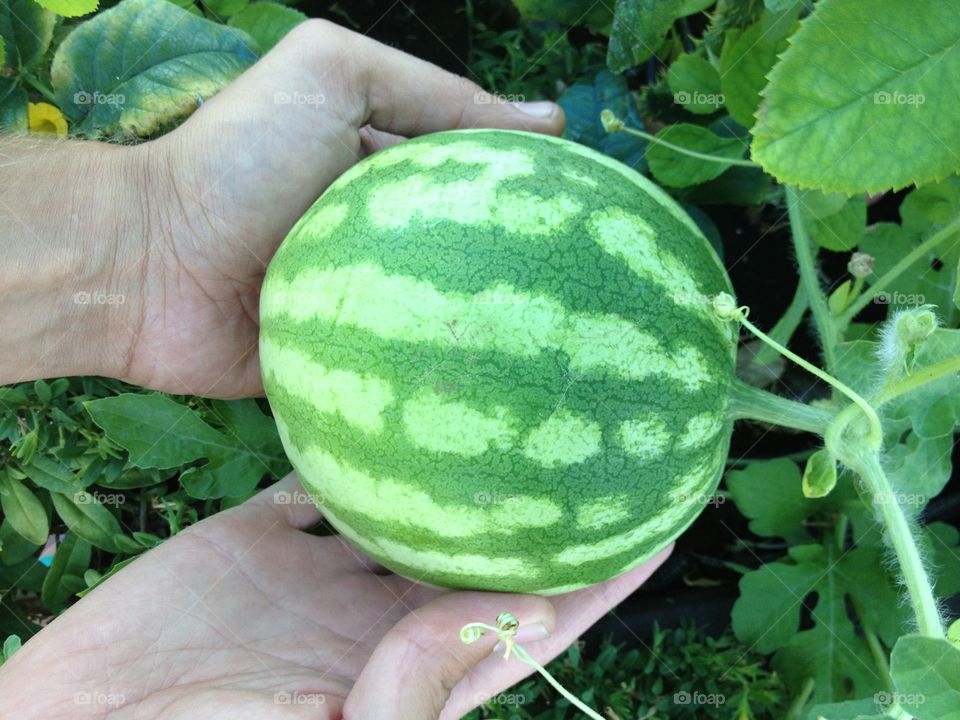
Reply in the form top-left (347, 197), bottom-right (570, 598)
top-left (260, 128), bottom-right (736, 594)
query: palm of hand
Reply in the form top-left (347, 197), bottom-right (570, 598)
top-left (0, 476), bottom-right (669, 720)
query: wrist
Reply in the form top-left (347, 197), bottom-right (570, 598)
top-left (0, 137), bottom-right (149, 384)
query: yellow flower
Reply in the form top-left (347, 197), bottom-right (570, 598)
top-left (28, 102), bottom-right (68, 138)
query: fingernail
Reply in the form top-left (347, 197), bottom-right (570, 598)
top-left (512, 101), bottom-right (557, 118)
top-left (492, 623), bottom-right (551, 655)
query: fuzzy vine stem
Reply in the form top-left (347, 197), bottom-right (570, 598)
top-left (838, 213), bottom-right (960, 328)
top-left (726, 379), bottom-right (832, 434)
top-left (844, 450), bottom-right (944, 638)
top-left (461, 614), bottom-right (604, 720)
top-left (786, 186), bottom-right (840, 373)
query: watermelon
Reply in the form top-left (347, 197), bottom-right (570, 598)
top-left (259, 129), bottom-right (737, 594)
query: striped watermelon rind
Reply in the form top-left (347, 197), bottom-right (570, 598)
top-left (260, 129), bottom-right (737, 594)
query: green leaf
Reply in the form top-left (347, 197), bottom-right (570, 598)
top-left (86, 394), bottom-right (286, 499)
top-left (667, 54), bottom-right (723, 115)
top-left (0, 0), bottom-right (56, 70)
top-left (1, 634), bottom-right (21, 661)
top-left (50, 491), bottom-right (122, 552)
top-left (0, 474), bottom-right (48, 546)
top-left (558, 70), bottom-right (647, 170)
top-left (607, 0), bottom-right (677, 72)
top-left (885, 432), bottom-right (953, 511)
top-left (23, 455), bottom-right (81, 493)
top-left (86, 393), bottom-right (227, 468)
top-left (733, 543), bottom-right (898, 703)
top-left (806, 697), bottom-right (884, 720)
top-left (799, 189), bottom-right (848, 219)
top-left (227, 2), bottom-right (306, 51)
top-left (31, 0), bottom-right (99, 17)
top-left (40, 532), bottom-right (91, 609)
top-left (0, 35), bottom-right (5, 66)
top-left (0, 520), bottom-right (42, 565)
top-left (858, 223), bottom-right (958, 325)
top-left (751, 0), bottom-right (960, 193)
top-left (646, 123), bottom-right (748, 188)
top-left (726, 459), bottom-right (813, 537)
top-left (204, 0), bottom-right (247, 17)
top-left (801, 449), bottom-right (837, 498)
top-left (804, 195), bottom-right (866, 252)
top-left (890, 635), bottom-right (960, 720)
top-left (51, 0), bottom-right (258, 136)
top-left (899, 178), bottom-right (960, 267)
top-left (511, 0), bottom-right (613, 33)
top-left (0, 83), bottom-right (26, 131)
top-left (719, 18), bottom-right (790, 128)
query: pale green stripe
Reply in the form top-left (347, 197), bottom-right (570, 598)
top-left (401, 389), bottom-right (516, 456)
top-left (677, 412), bottom-right (725, 450)
top-left (279, 418), bottom-right (563, 537)
top-left (260, 337), bottom-right (395, 433)
top-left (617, 416), bottom-right (671, 460)
top-left (522, 409), bottom-right (602, 468)
top-left (576, 495), bottom-right (631, 530)
top-left (261, 264), bottom-right (714, 390)
top-left (320, 500), bottom-right (534, 580)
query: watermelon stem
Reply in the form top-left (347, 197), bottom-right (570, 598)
top-left (726, 379), bottom-right (832, 435)
top-left (460, 613), bottom-right (605, 719)
top-left (713, 293), bottom-right (883, 450)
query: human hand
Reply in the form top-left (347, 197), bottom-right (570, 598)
top-left (0, 473), bottom-right (669, 719)
top-left (110, 20), bottom-right (563, 398)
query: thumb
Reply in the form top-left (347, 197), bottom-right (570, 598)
top-left (343, 592), bottom-right (556, 720)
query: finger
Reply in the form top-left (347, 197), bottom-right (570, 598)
top-left (358, 125), bottom-right (406, 156)
top-left (330, 24), bottom-right (565, 138)
top-left (440, 545), bottom-right (674, 719)
top-left (344, 591), bottom-right (556, 720)
top-left (248, 472), bottom-right (322, 529)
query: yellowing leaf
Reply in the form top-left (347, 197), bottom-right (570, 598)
top-left (31, 0), bottom-right (99, 18)
top-left (51, 0), bottom-right (258, 136)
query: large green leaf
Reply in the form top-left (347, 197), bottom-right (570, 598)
top-left (733, 543), bottom-right (899, 703)
top-left (227, 2), bottom-right (305, 52)
top-left (0, 0), bottom-right (56, 70)
top-left (751, 0), bottom-right (960, 193)
top-left (890, 636), bottom-right (960, 720)
top-left (0, 473), bottom-right (48, 546)
top-left (50, 0), bottom-right (258, 136)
